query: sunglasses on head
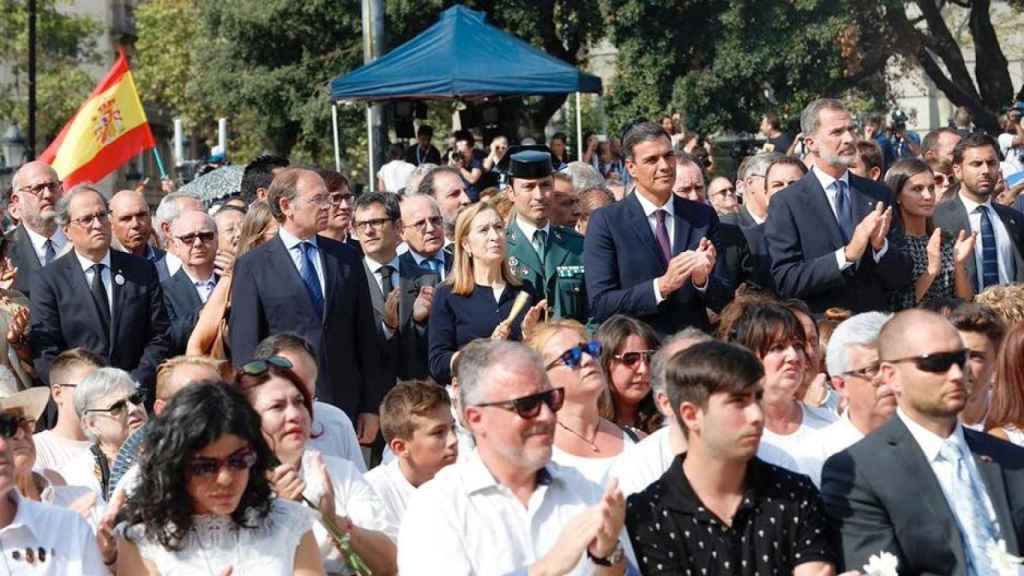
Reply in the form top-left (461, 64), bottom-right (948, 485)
top-left (85, 391), bottom-right (145, 416)
top-left (884, 349), bottom-right (967, 374)
top-left (614, 350), bottom-right (655, 367)
top-left (546, 340), bottom-right (602, 371)
top-left (241, 356), bottom-right (293, 377)
top-left (474, 388), bottom-right (565, 419)
top-left (189, 448), bottom-right (258, 477)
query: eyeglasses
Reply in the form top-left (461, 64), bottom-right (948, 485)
top-left (473, 388), bottom-right (565, 419)
top-left (353, 217), bottom-right (394, 231)
top-left (17, 181), bottom-right (61, 197)
top-left (303, 194), bottom-right (331, 207)
top-left (405, 216), bottom-right (444, 232)
top-left (176, 231), bottom-right (216, 244)
top-left (70, 211), bottom-right (110, 228)
top-left (189, 448), bottom-right (258, 477)
top-left (614, 350), bottom-right (655, 367)
top-left (241, 355), bottom-right (293, 377)
top-left (329, 192), bottom-right (354, 206)
top-left (842, 363), bottom-right (880, 381)
top-left (85, 391), bottom-right (145, 418)
top-left (883, 349), bottom-right (967, 374)
top-left (546, 340), bottom-right (602, 371)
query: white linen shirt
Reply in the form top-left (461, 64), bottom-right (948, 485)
top-left (398, 448), bottom-right (606, 576)
top-left (0, 489), bottom-right (108, 575)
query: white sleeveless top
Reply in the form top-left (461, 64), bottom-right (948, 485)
top-left (1003, 425), bottom-right (1024, 447)
top-left (125, 499), bottom-right (312, 575)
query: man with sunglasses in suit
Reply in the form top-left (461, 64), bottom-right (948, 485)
top-left (399, 340), bottom-right (628, 575)
top-left (161, 210), bottom-right (220, 355)
top-left (821, 309), bottom-right (1024, 574)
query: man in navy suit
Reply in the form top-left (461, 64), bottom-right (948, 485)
top-left (161, 210), bottom-right (219, 354)
top-left (29, 186), bottom-right (172, 400)
top-left (230, 168), bottom-right (384, 445)
top-left (765, 98), bottom-right (912, 312)
top-left (398, 193), bottom-right (452, 280)
top-left (583, 121), bottom-right (732, 335)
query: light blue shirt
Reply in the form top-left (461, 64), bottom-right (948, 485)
top-left (279, 228), bottom-right (325, 294)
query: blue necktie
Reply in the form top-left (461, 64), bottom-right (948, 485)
top-left (939, 441), bottom-right (999, 575)
top-left (978, 206), bottom-right (1000, 289)
top-left (43, 239), bottom-right (56, 266)
top-left (299, 242), bottom-right (324, 318)
top-left (834, 180), bottom-right (853, 243)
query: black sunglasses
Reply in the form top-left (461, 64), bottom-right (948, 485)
top-left (176, 231), bottom-right (216, 244)
top-left (614, 350), bottom-right (655, 367)
top-left (546, 341), bottom-right (602, 371)
top-left (474, 388), bottom-right (565, 419)
top-left (85, 391), bottom-right (145, 416)
top-left (189, 448), bottom-right (258, 477)
top-left (884, 349), bottom-right (967, 374)
top-left (241, 356), bottom-right (293, 377)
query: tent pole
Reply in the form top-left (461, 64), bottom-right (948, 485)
top-left (331, 102), bottom-right (342, 172)
top-left (366, 105), bottom-right (375, 192)
top-left (575, 92), bottom-right (583, 162)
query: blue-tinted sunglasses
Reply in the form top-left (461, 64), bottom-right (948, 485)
top-left (545, 340), bottom-right (602, 371)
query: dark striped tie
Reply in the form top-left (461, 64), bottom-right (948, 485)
top-left (978, 206), bottom-right (1000, 289)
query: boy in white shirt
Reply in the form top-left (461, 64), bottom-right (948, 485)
top-left (365, 380), bottom-right (457, 524)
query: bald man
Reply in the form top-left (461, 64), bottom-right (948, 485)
top-left (5, 161), bottom-right (69, 297)
top-left (821, 310), bottom-right (1024, 574)
top-left (161, 211), bottom-right (219, 354)
top-left (110, 189), bottom-right (164, 264)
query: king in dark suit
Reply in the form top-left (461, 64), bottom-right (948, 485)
top-left (161, 211), bottom-right (220, 354)
top-left (230, 168), bottom-right (384, 444)
top-left (583, 122), bottom-right (732, 335)
top-left (29, 186), bottom-right (172, 400)
top-left (765, 99), bottom-right (912, 312)
top-left (821, 310), bottom-right (1024, 575)
top-left (6, 161), bottom-right (71, 298)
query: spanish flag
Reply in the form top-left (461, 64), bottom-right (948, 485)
top-left (39, 48), bottom-right (155, 188)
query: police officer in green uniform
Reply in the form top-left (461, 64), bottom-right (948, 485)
top-left (499, 146), bottom-right (589, 323)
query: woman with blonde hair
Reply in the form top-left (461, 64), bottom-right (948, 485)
top-left (427, 201), bottom-right (545, 385)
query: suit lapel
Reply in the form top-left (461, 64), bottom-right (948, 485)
top-left (319, 243), bottom-right (340, 324)
top-left (109, 253), bottom-right (127, 340)
top-left (671, 197), bottom-right (692, 257)
top-left (64, 253), bottom-right (110, 351)
top-left (848, 175), bottom-right (878, 228)
top-left (363, 261), bottom-right (386, 318)
top-left (624, 193), bottom-right (667, 267)
top-left (966, 432), bottom-right (1020, 554)
top-left (269, 236), bottom-right (316, 317)
top-left (15, 226), bottom-right (42, 270)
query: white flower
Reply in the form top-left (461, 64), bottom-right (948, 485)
top-left (987, 539), bottom-right (1024, 576)
top-left (862, 551), bottom-right (899, 576)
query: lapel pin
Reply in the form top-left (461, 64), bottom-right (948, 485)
top-left (114, 272), bottom-right (125, 286)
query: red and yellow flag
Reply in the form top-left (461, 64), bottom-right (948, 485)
top-left (39, 48), bottom-right (155, 188)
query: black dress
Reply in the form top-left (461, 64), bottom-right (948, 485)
top-left (891, 233), bottom-right (957, 310)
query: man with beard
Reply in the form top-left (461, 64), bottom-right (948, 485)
top-left (626, 341), bottom-right (837, 575)
top-left (765, 98), bottom-right (912, 312)
top-left (934, 132), bottom-right (1024, 290)
top-left (6, 161), bottom-right (69, 298)
top-left (398, 341), bottom-right (627, 575)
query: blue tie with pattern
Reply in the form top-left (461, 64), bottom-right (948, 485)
top-left (978, 206), bottom-right (1000, 289)
top-left (835, 180), bottom-right (853, 243)
top-left (299, 242), bottom-right (324, 319)
top-left (939, 441), bottom-right (999, 575)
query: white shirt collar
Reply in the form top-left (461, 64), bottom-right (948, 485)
top-left (514, 217), bottom-right (550, 243)
top-left (633, 190), bottom-right (674, 219)
top-left (897, 407), bottom-right (968, 463)
top-left (0, 489), bottom-right (37, 539)
top-left (182, 267), bottom-right (216, 286)
top-left (23, 227), bottom-right (65, 254)
top-left (278, 227), bottom-right (317, 250)
top-left (364, 254), bottom-right (400, 275)
top-left (74, 250), bottom-right (111, 272)
top-left (958, 191), bottom-right (995, 213)
top-left (461, 448), bottom-right (558, 496)
top-left (812, 164), bottom-right (850, 192)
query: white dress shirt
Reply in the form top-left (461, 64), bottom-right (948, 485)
top-left (309, 401), bottom-right (367, 472)
top-left (811, 165), bottom-right (888, 269)
top-left (163, 251), bottom-right (182, 278)
top-left (23, 227), bottom-right (67, 266)
top-left (75, 250), bottom-right (113, 312)
top-left (0, 489), bottom-right (108, 575)
top-left (398, 449), bottom-right (608, 576)
top-left (278, 228), bottom-right (325, 294)
top-left (364, 255), bottom-right (400, 297)
top-left (181, 268), bottom-right (217, 304)
top-left (897, 409), bottom-right (999, 528)
top-left (515, 218), bottom-right (551, 258)
top-left (364, 458), bottom-right (417, 526)
top-left (959, 192), bottom-right (1015, 287)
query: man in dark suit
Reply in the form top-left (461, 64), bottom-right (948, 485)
top-left (230, 168), bottom-right (384, 444)
top-left (933, 132), bottom-right (1024, 291)
top-left (29, 186), bottom-right (172, 400)
top-left (110, 189), bottom-right (164, 265)
top-left (6, 161), bottom-right (70, 298)
top-left (161, 210), bottom-right (219, 354)
top-left (584, 121), bottom-right (732, 335)
top-left (352, 192), bottom-right (434, 383)
top-left (765, 98), bottom-right (912, 312)
top-left (153, 191), bottom-right (204, 282)
top-left (821, 310), bottom-right (1024, 574)
top-left (722, 152), bottom-right (780, 229)
top-left (398, 193), bottom-right (453, 280)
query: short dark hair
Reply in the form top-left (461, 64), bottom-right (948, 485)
top-left (265, 168), bottom-right (306, 222)
top-left (763, 112), bottom-right (781, 131)
top-left (417, 124), bottom-right (434, 138)
top-left (241, 154), bottom-right (289, 205)
top-left (550, 132), bottom-right (568, 144)
top-left (664, 341), bottom-right (764, 435)
top-left (766, 156), bottom-right (808, 179)
top-left (253, 332), bottom-right (316, 365)
top-left (922, 127), bottom-right (960, 156)
top-left (49, 348), bottom-right (105, 387)
top-left (388, 143), bottom-right (405, 160)
top-left (317, 169), bottom-right (350, 194)
top-left (726, 302), bottom-right (806, 359)
top-left (453, 130), bottom-right (474, 147)
top-left (353, 191), bottom-right (401, 222)
top-left (621, 121), bottom-right (671, 161)
top-left (855, 140), bottom-right (884, 174)
top-left (949, 302), bottom-right (1007, 349)
top-left (953, 132), bottom-right (999, 165)
top-left (417, 166), bottom-right (462, 197)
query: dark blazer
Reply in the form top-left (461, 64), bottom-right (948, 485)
top-left (821, 416), bottom-right (1024, 574)
top-left (29, 250), bottom-right (172, 398)
top-left (399, 249), bottom-right (453, 279)
top-left (154, 256), bottom-right (171, 283)
top-left (933, 196), bottom-right (1024, 290)
top-left (161, 268), bottom-right (217, 355)
top-left (717, 220), bottom-right (755, 293)
top-left (5, 225), bottom-right (48, 298)
top-left (583, 192), bottom-right (733, 335)
top-left (740, 223), bottom-right (777, 294)
top-left (720, 205), bottom-right (758, 229)
top-left (404, 144), bottom-right (442, 167)
top-left (362, 256), bottom-right (436, 385)
top-left (229, 234), bottom-right (384, 422)
top-left (765, 171), bottom-right (912, 312)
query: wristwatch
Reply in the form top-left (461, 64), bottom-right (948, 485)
top-left (587, 544), bottom-right (624, 566)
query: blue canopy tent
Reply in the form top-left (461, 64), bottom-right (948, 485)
top-left (328, 5), bottom-right (602, 180)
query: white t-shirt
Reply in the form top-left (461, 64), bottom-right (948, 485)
top-left (609, 426), bottom-right (679, 497)
top-left (309, 401), bottom-right (367, 472)
top-left (758, 403), bottom-right (835, 487)
top-left (32, 430), bottom-right (91, 473)
top-left (363, 458), bottom-right (416, 528)
top-left (58, 450), bottom-right (104, 503)
top-left (377, 160), bottom-right (417, 193)
top-left (550, 428), bottom-right (636, 486)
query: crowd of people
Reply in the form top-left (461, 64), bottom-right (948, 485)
top-left (0, 95), bottom-right (1020, 575)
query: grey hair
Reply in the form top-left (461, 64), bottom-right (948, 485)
top-left (563, 161), bottom-right (605, 192)
top-left (800, 98), bottom-right (847, 139)
top-left (54, 185), bottom-right (107, 227)
top-left (739, 152), bottom-right (783, 181)
top-left (73, 367), bottom-right (139, 439)
top-left (155, 191), bottom-right (202, 226)
top-left (650, 328), bottom-right (713, 395)
top-left (170, 209), bottom-right (217, 236)
top-left (456, 340), bottom-right (545, 408)
top-left (825, 312), bottom-right (890, 377)
top-left (400, 192), bottom-right (441, 215)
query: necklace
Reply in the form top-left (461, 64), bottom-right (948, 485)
top-left (194, 515), bottom-right (242, 575)
top-left (557, 420), bottom-right (600, 453)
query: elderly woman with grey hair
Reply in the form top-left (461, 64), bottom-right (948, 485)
top-left (59, 367), bottom-right (147, 500)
